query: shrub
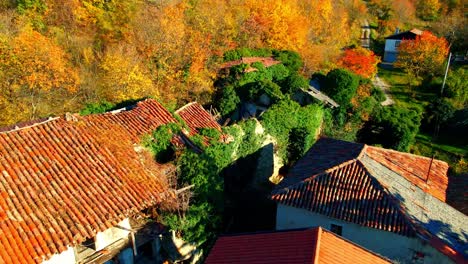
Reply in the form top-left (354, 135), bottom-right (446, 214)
top-left (80, 101), bottom-right (115, 115)
top-left (371, 86), bottom-right (386, 103)
top-left (358, 106), bottom-right (421, 151)
top-left (322, 69), bottom-right (359, 108)
top-left (272, 50), bottom-right (303, 72)
top-left (218, 85), bottom-right (240, 117)
top-left (280, 72), bottom-right (309, 95)
top-left (143, 123), bottom-right (181, 163)
top-left (423, 98), bottom-right (455, 129)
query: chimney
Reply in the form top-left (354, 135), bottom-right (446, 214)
top-left (395, 27), bottom-right (400, 34)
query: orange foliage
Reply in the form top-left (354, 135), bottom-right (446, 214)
top-left (395, 31), bottom-right (449, 78)
top-left (338, 47), bottom-right (381, 79)
top-left (0, 27), bottom-right (79, 125)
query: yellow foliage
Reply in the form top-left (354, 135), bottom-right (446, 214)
top-left (99, 49), bottom-right (157, 103)
top-left (0, 27), bottom-right (79, 125)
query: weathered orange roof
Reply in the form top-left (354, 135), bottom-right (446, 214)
top-left (205, 227), bottom-right (390, 264)
top-left (0, 99), bottom-right (220, 263)
top-left (85, 99), bottom-right (178, 143)
top-left (0, 118), bottom-right (170, 263)
top-left (175, 102), bottom-right (221, 135)
top-left (272, 138), bottom-right (467, 263)
top-left (365, 146), bottom-right (449, 202)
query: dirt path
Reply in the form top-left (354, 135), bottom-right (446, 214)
top-left (373, 75), bottom-right (395, 106)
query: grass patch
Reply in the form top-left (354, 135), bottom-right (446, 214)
top-left (377, 67), bottom-right (436, 112)
top-left (378, 66), bottom-right (466, 171)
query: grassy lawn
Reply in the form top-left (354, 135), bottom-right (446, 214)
top-left (378, 67), bottom-right (435, 112)
top-left (378, 66), bottom-right (466, 170)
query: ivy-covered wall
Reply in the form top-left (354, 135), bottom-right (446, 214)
top-left (142, 100), bottom-right (323, 259)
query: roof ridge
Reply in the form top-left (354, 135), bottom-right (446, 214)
top-left (356, 158), bottom-right (419, 235)
top-left (364, 145), bottom-right (447, 165)
top-left (175, 102), bottom-right (198, 114)
top-left (0, 117), bottom-right (60, 134)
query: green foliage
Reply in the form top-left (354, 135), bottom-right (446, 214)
top-left (143, 123), bottom-right (181, 162)
top-left (358, 106), bottom-right (421, 151)
top-left (219, 86), bottom-right (240, 116)
top-left (272, 50), bottom-right (303, 72)
top-left (268, 64), bottom-right (290, 83)
top-left (371, 86), bottom-right (386, 103)
top-left (322, 68), bottom-right (359, 108)
top-left (245, 79), bottom-right (284, 103)
top-left (423, 98), bottom-right (455, 128)
top-left (79, 101), bottom-right (115, 115)
top-left (16, 0), bottom-right (47, 14)
top-left (445, 66), bottom-right (468, 108)
top-left (223, 48), bottom-right (273, 61)
top-left (261, 98), bottom-right (323, 162)
top-left (198, 127), bottom-right (221, 141)
top-left (280, 72), bottom-right (308, 94)
top-left (236, 119), bottom-right (265, 158)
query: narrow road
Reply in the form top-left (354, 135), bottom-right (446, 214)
top-left (372, 75), bottom-right (394, 106)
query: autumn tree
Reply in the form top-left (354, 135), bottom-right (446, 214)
top-left (395, 31), bottom-right (449, 81)
top-left (0, 28), bottom-right (79, 125)
top-left (98, 47), bottom-right (156, 103)
top-left (338, 47), bottom-right (381, 79)
top-left (416, 0), bottom-right (441, 21)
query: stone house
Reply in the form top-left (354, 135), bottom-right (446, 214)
top-left (0, 99), bottom-right (220, 264)
top-left (271, 138), bottom-right (467, 264)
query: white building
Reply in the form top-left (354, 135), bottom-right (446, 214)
top-left (272, 138), bottom-right (467, 264)
top-left (384, 28), bottom-right (422, 63)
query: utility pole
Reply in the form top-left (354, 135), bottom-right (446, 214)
top-left (440, 52), bottom-right (452, 96)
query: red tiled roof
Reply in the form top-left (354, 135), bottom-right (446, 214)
top-left (0, 117), bottom-right (170, 263)
top-left (272, 138), bottom-right (467, 263)
top-left (365, 146), bottom-right (449, 202)
top-left (205, 227), bottom-right (390, 264)
top-left (0, 99), bottom-right (221, 263)
top-left (273, 160), bottom-right (416, 236)
top-left (175, 102), bottom-right (221, 135)
top-left (85, 99), bottom-right (178, 143)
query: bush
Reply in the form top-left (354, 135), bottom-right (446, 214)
top-left (273, 50), bottom-right (303, 72)
top-left (423, 98), bottom-right (455, 129)
top-left (261, 99), bottom-right (323, 162)
top-left (322, 69), bottom-right (359, 108)
top-left (445, 66), bottom-right (468, 108)
top-left (143, 123), bottom-right (181, 163)
top-left (219, 85), bottom-right (240, 117)
top-left (358, 106), bottom-right (421, 151)
top-left (246, 79), bottom-right (284, 103)
top-left (80, 101), bottom-right (115, 115)
top-left (280, 73), bottom-right (309, 95)
top-left (371, 86), bottom-right (386, 103)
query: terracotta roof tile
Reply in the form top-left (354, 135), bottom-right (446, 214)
top-left (272, 138), bottom-right (467, 263)
top-left (205, 227), bottom-right (390, 264)
top-left (175, 102), bottom-right (221, 135)
top-left (0, 99), bottom-right (219, 263)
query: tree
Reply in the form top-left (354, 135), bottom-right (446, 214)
top-left (322, 69), bottom-right (359, 108)
top-left (416, 0), bottom-right (441, 21)
top-left (98, 49), bottom-right (156, 103)
top-left (423, 98), bottom-right (455, 134)
top-left (395, 31), bottom-right (449, 81)
top-left (338, 47), bottom-right (381, 79)
top-left (0, 28), bottom-right (79, 125)
top-left (445, 66), bottom-right (468, 108)
top-left (358, 106), bottom-right (421, 151)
